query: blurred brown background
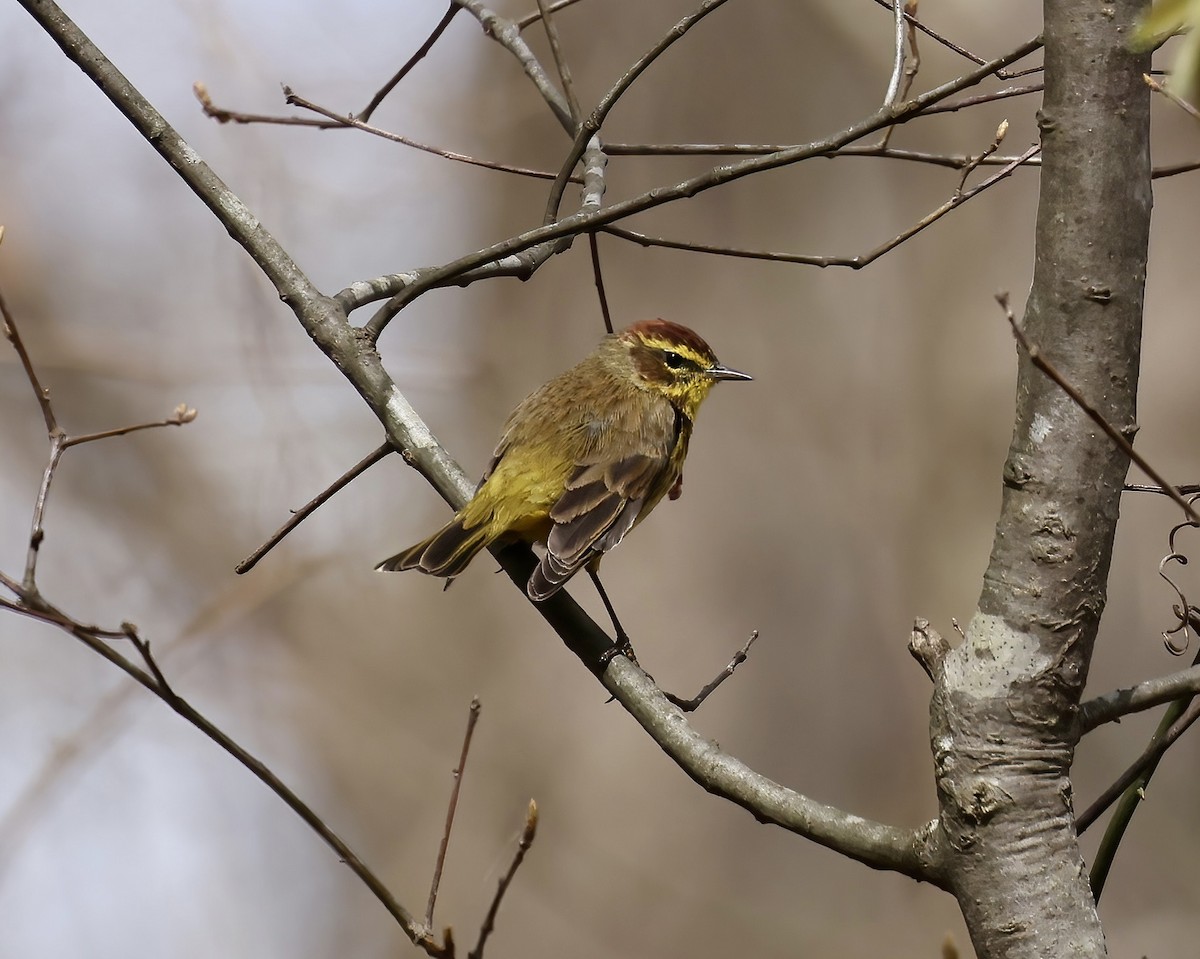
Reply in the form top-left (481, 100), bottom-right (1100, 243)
top-left (2, 1), bottom-right (1199, 956)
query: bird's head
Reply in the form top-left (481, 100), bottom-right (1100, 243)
top-left (616, 319), bottom-right (751, 420)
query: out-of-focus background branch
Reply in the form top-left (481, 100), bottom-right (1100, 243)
top-left (2, 1), bottom-right (1200, 957)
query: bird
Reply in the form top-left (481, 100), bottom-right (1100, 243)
top-left (376, 318), bottom-right (751, 651)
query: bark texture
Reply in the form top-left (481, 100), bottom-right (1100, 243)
top-left (928, 2), bottom-right (1151, 957)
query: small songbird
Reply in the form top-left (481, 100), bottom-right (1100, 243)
top-left (376, 319), bottom-right (751, 645)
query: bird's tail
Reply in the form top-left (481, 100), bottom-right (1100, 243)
top-left (375, 516), bottom-right (491, 578)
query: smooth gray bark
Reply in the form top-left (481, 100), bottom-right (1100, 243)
top-left (928, 2), bottom-right (1151, 956)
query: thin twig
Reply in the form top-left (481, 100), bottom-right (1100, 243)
top-left (122, 622), bottom-right (176, 699)
top-left (4, 580), bottom-right (434, 946)
top-left (285, 88), bottom-right (576, 183)
top-left (1125, 483), bottom-right (1200, 495)
top-left (357, 2), bottom-right (460, 122)
top-left (455, 0), bottom-right (575, 130)
top-left (63, 403), bottom-right (197, 448)
top-left (195, 80), bottom-right (335, 128)
top-left (1078, 692), bottom-right (1200, 834)
top-left (536, 0), bottom-right (580, 123)
top-left (922, 81), bottom-right (1043, 115)
top-left (542, 0), bottom-right (735, 226)
top-left (999, 293), bottom-right (1200, 526)
top-left (866, 0), bottom-right (982, 66)
top-left (469, 799), bottom-right (538, 959)
top-left (0, 287), bottom-right (57, 434)
top-left (587, 232), bottom-right (614, 333)
top-left (1146, 72), bottom-right (1200, 121)
top-left (1152, 158), bottom-right (1200, 178)
top-left (1, 267), bottom-right (434, 946)
top-left (955, 119), bottom-right (1008, 193)
top-left (516, 0), bottom-right (585, 30)
top-left (1089, 696), bottom-right (1200, 899)
top-left (879, 1), bottom-right (921, 148)
top-left (1084, 614), bottom-right (1200, 900)
top-left (1079, 662), bottom-right (1200, 731)
top-left (603, 142), bottom-right (1037, 269)
top-left (882, 0), bottom-right (907, 108)
top-left (3, 291), bottom-right (196, 589)
top-left (353, 36), bottom-right (1043, 330)
top-left (427, 697), bottom-right (483, 928)
top-left (664, 631), bottom-right (760, 712)
top-left (236, 443), bottom-right (394, 574)
top-left (604, 141), bottom-right (1040, 167)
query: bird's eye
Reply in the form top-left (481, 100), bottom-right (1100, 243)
top-left (662, 350), bottom-right (687, 370)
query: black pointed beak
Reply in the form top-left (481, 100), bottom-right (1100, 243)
top-left (707, 364), bottom-right (753, 382)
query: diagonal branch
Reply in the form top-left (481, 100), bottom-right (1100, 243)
top-left (351, 35), bottom-right (1043, 334)
top-left (357, 2), bottom-right (460, 122)
top-left (541, 0), bottom-right (735, 225)
top-left (454, 0), bottom-right (575, 131)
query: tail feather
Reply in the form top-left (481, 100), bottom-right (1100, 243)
top-left (376, 517), bottom-right (491, 578)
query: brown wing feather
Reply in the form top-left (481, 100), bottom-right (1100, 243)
top-left (527, 452), bottom-right (671, 601)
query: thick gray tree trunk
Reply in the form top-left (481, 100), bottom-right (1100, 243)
top-left (927, 2), bottom-right (1151, 956)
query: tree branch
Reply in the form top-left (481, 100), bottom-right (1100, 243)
top-left (349, 35), bottom-right (1043, 332)
top-left (1079, 663), bottom-right (1200, 731)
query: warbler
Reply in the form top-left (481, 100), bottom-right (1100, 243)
top-left (376, 319), bottom-right (750, 643)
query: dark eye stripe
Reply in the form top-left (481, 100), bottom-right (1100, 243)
top-left (662, 350), bottom-right (687, 369)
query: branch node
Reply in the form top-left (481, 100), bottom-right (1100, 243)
top-left (909, 618), bottom-right (950, 681)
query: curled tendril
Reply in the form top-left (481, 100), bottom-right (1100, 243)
top-left (1157, 494), bottom-right (1200, 655)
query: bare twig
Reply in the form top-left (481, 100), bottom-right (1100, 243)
top-left (516, 0), bottom-right (585, 30)
top-left (879, 1), bottom-right (921, 148)
top-left (536, 0), bottom-right (581, 123)
top-left (587, 232), bottom-right (614, 333)
top-left (955, 119), bottom-right (1008, 192)
top-left (469, 799), bottom-right (539, 959)
top-left (236, 443), bottom-right (394, 574)
top-left (882, 0), bottom-right (907, 108)
top-left (602, 142), bottom-right (1038, 165)
top-left (195, 80), bottom-right (333, 128)
top-left (1088, 697), bottom-right (1200, 899)
top-left (455, 0), bottom-right (575, 130)
top-left (0, 270), bottom-right (439, 948)
top-left (64, 403), bottom-right (197, 448)
top-left (664, 630), bottom-right (760, 712)
top-left (361, 135), bottom-right (608, 337)
top-left (604, 141), bottom-right (1037, 270)
top-left (542, 0), bottom-right (734, 226)
top-left (285, 87), bottom-right (575, 182)
top-left (1152, 158), bottom-right (1200, 178)
top-left (427, 697), bottom-right (483, 928)
top-left (4, 584), bottom-right (433, 945)
top-left (349, 36), bottom-right (1043, 331)
top-left (1, 288), bottom-right (56, 433)
top-left (1146, 72), bottom-right (1200, 121)
top-left (999, 292), bottom-right (1200, 526)
top-left (866, 0), bottom-right (983, 67)
top-left (2, 292), bottom-right (196, 589)
top-left (358, 2), bottom-right (460, 122)
top-left (121, 622), bottom-right (176, 698)
top-left (1079, 662), bottom-right (1200, 731)
top-left (1084, 612), bottom-right (1200, 899)
top-left (1078, 686), bottom-right (1200, 834)
top-left (922, 81), bottom-right (1043, 115)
